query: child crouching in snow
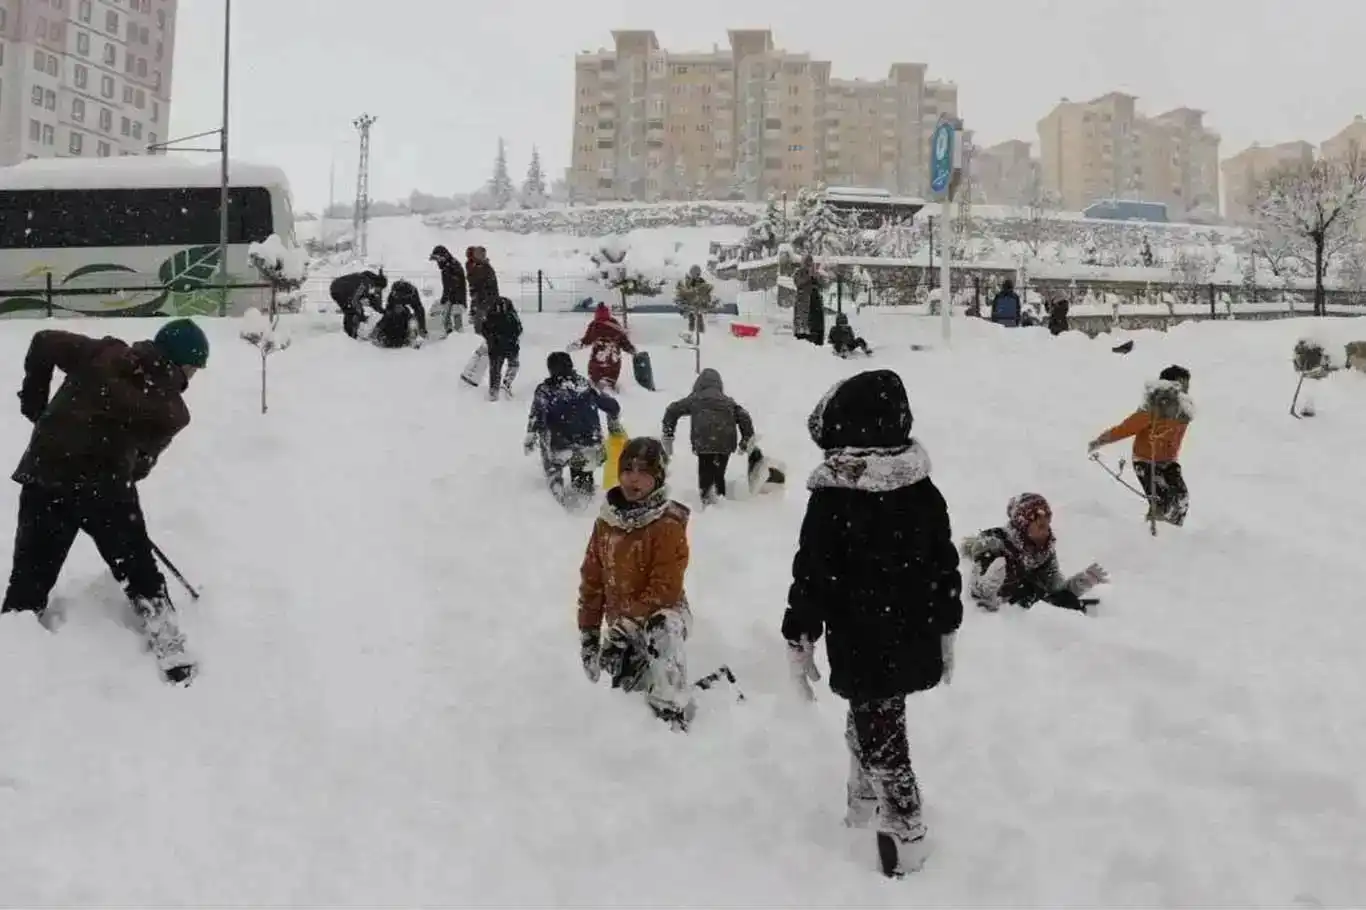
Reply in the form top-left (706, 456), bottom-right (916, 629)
top-left (961, 493), bottom-right (1108, 614)
top-left (578, 437), bottom-right (695, 730)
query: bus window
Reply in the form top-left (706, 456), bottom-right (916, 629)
top-left (0, 186), bottom-right (275, 248)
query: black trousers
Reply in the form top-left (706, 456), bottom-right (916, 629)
top-left (489, 348), bottom-right (520, 391)
top-left (846, 696), bottom-right (924, 842)
top-left (1133, 460), bottom-right (1189, 525)
top-left (2, 484), bottom-right (166, 614)
top-left (697, 453), bottom-right (730, 500)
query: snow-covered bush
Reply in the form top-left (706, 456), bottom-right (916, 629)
top-left (248, 234), bottom-right (308, 315)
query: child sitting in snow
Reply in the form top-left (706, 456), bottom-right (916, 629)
top-left (961, 493), bottom-right (1108, 614)
top-left (827, 313), bottom-right (872, 357)
top-left (578, 437), bottom-right (695, 730)
top-left (1088, 365), bottom-right (1194, 526)
top-left (661, 367), bottom-right (755, 505)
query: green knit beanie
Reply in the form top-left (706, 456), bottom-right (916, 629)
top-left (153, 318), bottom-right (210, 369)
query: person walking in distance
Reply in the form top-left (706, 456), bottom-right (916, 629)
top-left (2, 319), bottom-right (209, 684)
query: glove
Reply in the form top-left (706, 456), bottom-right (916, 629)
top-left (738, 437), bottom-right (753, 454)
top-left (1087, 438), bottom-right (1103, 453)
top-left (131, 451), bottom-right (157, 483)
top-left (18, 377), bottom-right (49, 423)
top-left (523, 433), bottom-right (537, 455)
top-left (606, 417), bottom-right (623, 437)
top-left (940, 633), bottom-right (956, 685)
top-left (971, 556), bottom-right (1008, 611)
top-left (1067, 562), bottom-right (1109, 594)
top-left (580, 629), bottom-right (601, 683)
top-left (786, 637), bottom-right (820, 701)
top-left (661, 436), bottom-right (673, 457)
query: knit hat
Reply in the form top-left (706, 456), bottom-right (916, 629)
top-left (619, 436), bottom-right (668, 486)
top-left (1007, 493), bottom-right (1051, 535)
top-left (153, 318), bottom-right (209, 369)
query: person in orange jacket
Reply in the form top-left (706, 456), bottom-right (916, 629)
top-left (1088, 365), bottom-right (1193, 525)
top-left (577, 437), bottom-right (695, 730)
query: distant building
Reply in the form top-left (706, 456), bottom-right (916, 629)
top-left (971, 139), bottom-right (1037, 207)
top-left (1220, 141), bottom-right (1314, 224)
top-left (568, 29), bottom-right (958, 203)
top-left (0, 0), bottom-right (177, 166)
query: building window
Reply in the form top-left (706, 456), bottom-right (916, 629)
top-left (97, 140), bottom-right (110, 157)
top-left (125, 52), bottom-right (135, 73)
top-left (44, 89), bottom-right (55, 110)
top-left (155, 9), bottom-right (164, 29)
top-left (136, 58), bottom-right (146, 78)
top-left (151, 100), bottom-right (159, 122)
top-left (104, 42), bottom-right (116, 65)
top-left (134, 89), bottom-right (144, 108)
top-left (122, 85), bottom-right (133, 103)
top-left (0, 42), bottom-right (5, 65)
top-left (77, 31), bottom-right (90, 55)
top-left (42, 124), bottom-right (54, 145)
top-left (48, 20), bottom-right (61, 40)
top-left (69, 131), bottom-right (83, 155)
top-left (0, 8), bottom-right (6, 28)
top-left (147, 132), bottom-right (156, 148)
top-left (99, 107), bottom-right (112, 131)
top-left (72, 98), bottom-right (85, 122)
top-left (140, 26), bottom-right (149, 44)
top-left (154, 40), bottom-right (162, 61)
top-left (46, 55), bottom-right (57, 76)
top-left (105, 10), bottom-right (118, 34)
top-left (29, 120), bottom-right (41, 142)
top-left (120, 116), bottom-right (130, 136)
top-left (75, 63), bottom-right (88, 88)
top-left (33, 48), bottom-right (44, 71)
top-left (79, 0), bottom-right (91, 22)
top-left (131, 121), bottom-right (142, 139)
top-left (101, 75), bottom-right (114, 98)
top-left (152, 71), bottom-right (160, 90)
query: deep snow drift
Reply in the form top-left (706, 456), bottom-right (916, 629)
top-left (1, 311), bottom-right (1364, 906)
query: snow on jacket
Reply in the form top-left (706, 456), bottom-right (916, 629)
top-left (578, 486), bottom-right (690, 631)
top-left (661, 368), bottom-right (755, 455)
top-left (526, 372), bottom-right (620, 451)
top-left (1093, 379), bottom-right (1194, 463)
top-left (480, 297), bottom-right (523, 359)
top-left (466, 256), bottom-right (499, 310)
top-left (579, 312), bottom-right (635, 354)
top-left (782, 369), bottom-right (962, 702)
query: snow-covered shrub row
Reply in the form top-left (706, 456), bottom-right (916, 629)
top-left (423, 201), bottom-right (761, 236)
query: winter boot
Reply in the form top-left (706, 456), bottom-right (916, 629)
top-left (877, 831), bottom-right (931, 877)
top-left (132, 593), bottom-right (195, 684)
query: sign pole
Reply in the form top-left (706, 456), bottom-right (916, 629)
top-left (929, 117), bottom-right (962, 344)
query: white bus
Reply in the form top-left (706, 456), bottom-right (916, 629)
top-left (0, 156), bottom-right (298, 318)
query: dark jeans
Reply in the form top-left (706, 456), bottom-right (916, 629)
top-left (489, 350), bottom-right (520, 391)
top-left (698, 453), bottom-right (730, 501)
top-left (1133, 460), bottom-right (1189, 525)
top-left (2, 484), bottom-right (166, 614)
top-left (337, 300), bottom-right (364, 339)
top-left (846, 696), bottom-right (925, 842)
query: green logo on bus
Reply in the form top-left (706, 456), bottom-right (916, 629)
top-left (0, 245), bottom-right (235, 318)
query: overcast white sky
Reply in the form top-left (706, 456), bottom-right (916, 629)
top-left (169, 0), bottom-right (1365, 212)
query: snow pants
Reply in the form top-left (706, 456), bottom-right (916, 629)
top-left (1133, 460), bottom-right (1189, 526)
top-left (599, 606), bottom-right (693, 725)
top-left (541, 443), bottom-right (603, 502)
top-left (697, 453), bottom-right (730, 502)
top-left (844, 696), bottom-right (926, 845)
top-left (2, 484), bottom-right (168, 614)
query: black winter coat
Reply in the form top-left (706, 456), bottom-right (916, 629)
top-left (480, 299), bottom-right (522, 359)
top-left (438, 261), bottom-right (467, 308)
top-left (329, 271), bottom-right (385, 313)
top-left (783, 370), bottom-right (962, 702)
top-left (467, 260), bottom-right (500, 309)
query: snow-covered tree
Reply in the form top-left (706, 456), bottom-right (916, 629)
top-left (488, 138), bottom-right (515, 210)
top-left (1019, 172), bottom-right (1060, 260)
top-left (520, 146), bottom-right (548, 209)
top-left (1253, 149), bottom-right (1366, 315)
top-left (743, 195), bottom-right (785, 258)
top-left (792, 187), bottom-right (841, 255)
top-left (1170, 248), bottom-right (1214, 308)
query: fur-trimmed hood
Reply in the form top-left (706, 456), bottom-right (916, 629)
top-left (808, 441), bottom-right (932, 492)
top-left (1142, 379), bottom-right (1195, 422)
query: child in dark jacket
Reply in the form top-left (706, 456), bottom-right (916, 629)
top-left (827, 313), bottom-right (872, 357)
top-left (479, 296), bottom-right (522, 399)
top-left (525, 352), bottom-right (621, 506)
top-left (1088, 365), bottom-right (1193, 525)
top-left (372, 280), bottom-right (426, 348)
top-left (782, 369), bottom-right (961, 877)
top-left (578, 437), bottom-right (695, 730)
top-left (961, 493), bottom-right (1107, 614)
top-left (660, 368), bottom-right (755, 505)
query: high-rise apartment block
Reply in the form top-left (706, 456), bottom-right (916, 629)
top-left (970, 139), bottom-right (1037, 206)
top-left (568, 29), bottom-right (957, 203)
top-left (1220, 141), bottom-right (1314, 223)
top-left (1037, 92), bottom-right (1220, 219)
top-left (0, 0), bottom-right (177, 166)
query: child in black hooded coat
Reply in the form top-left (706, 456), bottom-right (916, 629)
top-left (782, 369), bottom-right (962, 876)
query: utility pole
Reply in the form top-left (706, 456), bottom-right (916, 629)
top-left (352, 114), bottom-right (377, 259)
top-left (216, 0), bottom-right (232, 315)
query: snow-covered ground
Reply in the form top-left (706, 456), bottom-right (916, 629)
top-left (1, 312), bottom-right (1364, 905)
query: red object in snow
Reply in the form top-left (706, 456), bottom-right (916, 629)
top-left (730, 322), bottom-right (761, 338)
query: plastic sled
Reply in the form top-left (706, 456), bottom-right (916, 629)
top-left (602, 426), bottom-right (629, 490)
top-left (632, 350), bottom-right (656, 391)
top-left (460, 344), bottom-right (488, 386)
top-left (730, 322), bottom-right (761, 338)
top-left (747, 446), bottom-right (786, 494)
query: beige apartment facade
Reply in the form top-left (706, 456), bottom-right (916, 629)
top-left (1037, 92), bottom-right (1219, 219)
top-left (568, 29), bottom-right (957, 203)
top-left (1220, 140), bottom-right (1314, 223)
top-left (971, 138), bottom-right (1036, 206)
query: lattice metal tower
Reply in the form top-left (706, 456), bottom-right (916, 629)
top-left (352, 113), bottom-right (377, 258)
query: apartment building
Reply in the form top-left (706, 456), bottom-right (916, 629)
top-left (568, 29), bottom-right (957, 203)
top-left (970, 138), bottom-right (1036, 206)
top-left (1037, 92), bottom-right (1220, 219)
top-left (1322, 114), bottom-right (1366, 162)
top-left (0, 0), bottom-right (177, 167)
top-left (1220, 140), bottom-right (1314, 223)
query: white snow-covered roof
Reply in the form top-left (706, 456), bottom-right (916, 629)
top-left (0, 155), bottom-right (291, 191)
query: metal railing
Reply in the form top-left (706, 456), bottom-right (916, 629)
top-left (0, 276), bottom-right (275, 318)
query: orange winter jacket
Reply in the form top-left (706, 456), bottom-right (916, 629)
top-left (578, 497), bottom-right (690, 631)
top-left (1094, 380), bottom-right (1194, 463)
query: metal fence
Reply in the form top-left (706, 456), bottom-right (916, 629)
top-left (0, 275), bottom-right (277, 319)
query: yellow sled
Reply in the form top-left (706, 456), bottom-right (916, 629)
top-left (602, 426), bottom-right (629, 490)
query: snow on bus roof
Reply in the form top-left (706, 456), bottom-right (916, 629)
top-left (0, 156), bottom-right (290, 191)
